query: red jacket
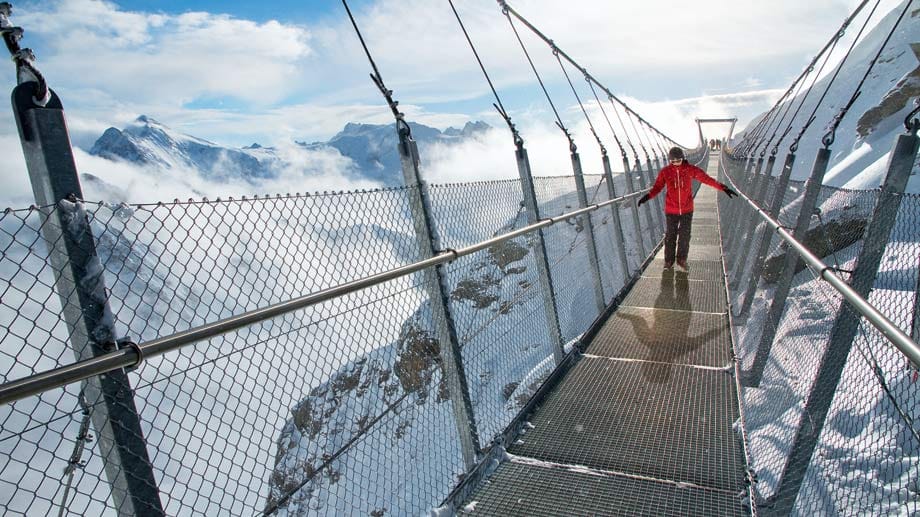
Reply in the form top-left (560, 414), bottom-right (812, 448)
top-left (647, 160), bottom-right (725, 215)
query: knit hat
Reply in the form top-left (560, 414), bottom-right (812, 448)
top-left (668, 147), bottom-right (685, 161)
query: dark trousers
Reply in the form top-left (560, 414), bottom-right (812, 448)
top-left (664, 212), bottom-right (693, 264)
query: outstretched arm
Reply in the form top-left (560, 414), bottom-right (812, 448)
top-left (691, 165), bottom-right (737, 198)
top-left (638, 168), bottom-right (667, 206)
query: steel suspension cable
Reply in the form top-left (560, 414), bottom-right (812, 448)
top-left (797, 0), bottom-right (883, 148)
top-left (824, 0), bottom-right (913, 146)
top-left (752, 40), bottom-right (836, 156)
top-left (587, 79), bottom-right (627, 157)
top-left (447, 0), bottom-right (521, 142)
top-left (341, 0), bottom-right (403, 124)
top-left (498, 0), bottom-right (681, 146)
top-left (737, 0), bottom-right (871, 153)
top-left (0, 2), bottom-right (49, 105)
top-left (555, 51), bottom-right (604, 152)
top-left (753, 83), bottom-right (803, 152)
top-left (610, 97), bottom-right (640, 159)
top-left (503, 9), bottom-right (572, 146)
top-left (623, 101), bottom-right (651, 158)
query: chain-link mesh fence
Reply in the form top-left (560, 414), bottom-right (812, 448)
top-left (719, 149), bottom-right (920, 516)
top-left (7, 142), bottom-right (913, 516)
top-left (0, 170), bottom-right (655, 516)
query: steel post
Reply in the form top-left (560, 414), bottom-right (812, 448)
top-left (727, 156), bottom-right (759, 257)
top-left (396, 123), bottom-right (480, 468)
top-left (636, 159), bottom-right (658, 253)
top-left (601, 153), bottom-right (633, 277)
top-left (770, 129), bottom-right (920, 514)
top-left (571, 151), bottom-right (609, 311)
top-left (647, 156), bottom-right (664, 233)
top-left (514, 144), bottom-right (566, 363)
top-left (745, 148), bottom-right (831, 387)
top-left (622, 155), bottom-right (647, 259)
top-left (11, 83), bottom-right (165, 517)
top-left (728, 156), bottom-right (765, 287)
top-left (739, 152), bottom-right (797, 316)
top-left (731, 155), bottom-right (777, 295)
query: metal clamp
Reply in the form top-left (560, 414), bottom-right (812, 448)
top-left (117, 338), bottom-right (144, 371)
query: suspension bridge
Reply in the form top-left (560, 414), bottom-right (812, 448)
top-left (1, 0), bottom-right (919, 516)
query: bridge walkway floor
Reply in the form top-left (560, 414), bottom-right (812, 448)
top-left (458, 155), bottom-right (750, 516)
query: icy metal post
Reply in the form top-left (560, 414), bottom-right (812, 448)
top-left (745, 147), bottom-right (831, 387)
top-left (771, 128), bottom-right (920, 514)
top-left (396, 122), bottom-right (480, 469)
top-left (646, 154), bottom-right (664, 233)
top-left (727, 155), bottom-right (758, 247)
top-left (513, 141), bottom-right (566, 363)
top-left (601, 152), bottom-right (633, 277)
top-left (622, 153), bottom-right (647, 259)
top-left (739, 152), bottom-right (797, 316)
top-left (728, 156), bottom-right (766, 288)
top-left (11, 83), bottom-right (165, 517)
top-left (730, 154), bottom-right (775, 292)
top-left (635, 159), bottom-right (658, 251)
top-left (571, 148), bottom-right (609, 311)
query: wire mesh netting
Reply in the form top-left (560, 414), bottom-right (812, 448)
top-left (719, 150), bottom-right (920, 516)
top-left (0, 175), bottom-right (650, 516)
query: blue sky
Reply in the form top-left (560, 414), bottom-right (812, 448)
top-left (0, 0), bottom-right (888, 151)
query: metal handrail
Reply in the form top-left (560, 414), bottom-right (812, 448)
top-left (0, 187), bottom-right (651, 406)
top-left (719, 159), bottom-right (920, 368)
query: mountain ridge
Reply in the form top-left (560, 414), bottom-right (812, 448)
top-left (88, 116), bottom-right (491, 187)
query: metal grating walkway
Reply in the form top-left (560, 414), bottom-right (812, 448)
top-left (459, 155), bottom-right (750, 516)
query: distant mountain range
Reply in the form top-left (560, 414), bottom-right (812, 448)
top-left (88, 116), bottom-right (491, 186)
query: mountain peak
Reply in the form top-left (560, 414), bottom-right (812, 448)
top-left (133, 115), bottom-right (162, 126)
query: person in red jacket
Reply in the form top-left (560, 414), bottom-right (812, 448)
top-left (637, 147), bottom-right (736, 273)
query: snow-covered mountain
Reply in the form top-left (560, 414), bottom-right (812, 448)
top-left (731, 4), bottom-right (920, 192)
top-left (89, 115), bottom-right (280, 182)
top-left (88, 116), bottom-right (491, 187)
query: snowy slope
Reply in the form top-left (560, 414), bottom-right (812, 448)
top-left (732, 3), bottom-right (920, 192)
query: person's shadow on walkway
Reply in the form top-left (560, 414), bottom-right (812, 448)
top-left (619, 271), bottom-right (723, 384)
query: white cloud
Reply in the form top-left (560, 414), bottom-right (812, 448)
top-left (19, 0), bottom-right (312, 107)
top-left (0, 135), bottom-right (33, 208)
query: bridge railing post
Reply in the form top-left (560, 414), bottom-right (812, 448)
top-left (769, 126), bottom-right (920, 515)
top-left (725, 155), bottom-right (758, 256)
top-left (396, 122), bottom-right (481, 469)
top-left (726, 156), bottom-right (762, 275)
top-left (514, 142), bottom-right (566, 363)
top-left (622, 155), bottom-right (647, 260)
top-left (571, 150), bottom-right (609, 311)
top-left (728, 155), bottom-right (769, 289)
top-left (647, 156), bottom-right (664, 234)
top-left (635, 158), bottom-right (658, 253)
top-left (602, 153), bottom-right (634, 277)
top-left (11, 83), bottom-right (165, 516)
top-left (744, 147), bottom-right (832, 387)
top-left (739, 152), bottom-right (797, 316)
